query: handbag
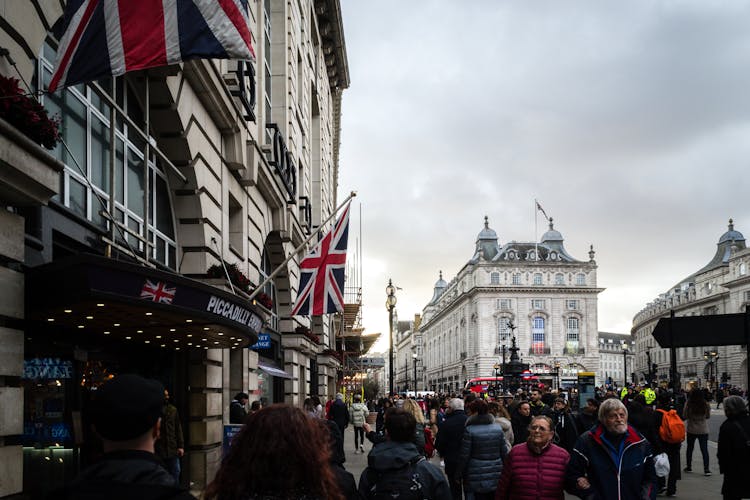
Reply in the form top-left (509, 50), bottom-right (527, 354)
top-left (654, 452), bottom-right (670, 478)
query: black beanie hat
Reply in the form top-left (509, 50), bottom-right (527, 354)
top-left (91, 374), bottom-right (164, 441)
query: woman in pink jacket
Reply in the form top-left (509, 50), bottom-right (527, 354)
top-left (495, 415), bottom-right (569, 500)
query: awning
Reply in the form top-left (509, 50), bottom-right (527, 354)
top-left (257, 362), bottom-right (293, 379)
top-left (26, 253), bottom-right (264, 349)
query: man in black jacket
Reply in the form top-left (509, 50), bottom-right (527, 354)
top-left (435, 398), bottom-right (468, 500)
top-left (229, 392), bottom-right (249, 424)
top-left (328, 393), bottom-right (350, 446)
top-left (55, 374), bottom-right (195, 500)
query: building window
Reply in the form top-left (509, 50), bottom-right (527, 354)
top-left (576, 273), bottom-right (586, 285)
top-left (37, 42), bottom-right (177, 269)
top-left (566, 317), bottom-right (580, 352)
top-left (532, 316), bottom-right (545, 353)
top-left (512, 273), bottom-right (521, 285)
top-left (533, 273), bottom-right (543, 285)
top-left (566, 299), bottom-right (578, 310)
top-left (260, 249), bottom-right (278, 331)
top-left (555, 273), bottom-right (565, 285)
top-left (499, 299), bottom-right (511, 310)
top-left (490, 272), bottom-right (500, 285)
top-left (740, 262), bottom-right (747, 276)
top-left (498, 317), bottom-right (511, 344)
top-left (531, 299), bottom-right (545, 310)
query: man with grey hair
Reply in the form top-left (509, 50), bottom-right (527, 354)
top-left (435, 398), bottom-right (467, 500)
top-left (565, 397), bottom-right (657, 499)
top-left (717, 395), bottom-right (750, 500)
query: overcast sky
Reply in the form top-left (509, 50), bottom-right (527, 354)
top-left (336, 1), bottom-right (750, 354)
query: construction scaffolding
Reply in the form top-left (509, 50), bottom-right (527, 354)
top-left (335, 284), bottom-right (380, 393)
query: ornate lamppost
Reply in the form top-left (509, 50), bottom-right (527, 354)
top-left (386, 279), bottom-right (397, 396)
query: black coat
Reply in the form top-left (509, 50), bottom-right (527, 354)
top-left (717, 413), bottom-right (750, 499)
top-left (229, 400), bottom-right (247, 424)
top-left (51, 450), bottom-right (195, 500)
top-left (552, 410), bottom-right (579, 452)
top-left (329, 399), bottom-right (350, 430)
top-left (435, 410), bottom-right (467, 465)
top-left (511, 413), bottom-right (531, 446)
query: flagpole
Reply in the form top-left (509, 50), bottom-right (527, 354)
top-left (248, 191), bottom-right (357, 301)
top-left (534, 199), bottom-right (538, 261)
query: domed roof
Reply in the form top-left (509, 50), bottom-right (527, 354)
top-left (541, 218), bottom-right (563, 242)
top-left (428, 271), bottom-right (448, 305)
top-left (718, 219), bottom-right (745, 244)
top-left (477, 216), bottom-right (498, 241)
top-left (434, 270), bottom-right (448, 289)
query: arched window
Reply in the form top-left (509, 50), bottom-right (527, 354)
top-left (566, 317), bottom-right (580, 353)
top-left (533, 273), bottom-right (543, 285)
top-left (490, 272), bottom-right (500, 285)
top-left (531, 316), bottom-right (546, 354)
top-left (498, 317), bottom-right (511, 344)
top-left (555, 273), bottom-right (565, 285)
top-left (512, 273), bottom-right (521, 285)
top-left (576, 273), bottom-right (586, 285)
top-left (37, 41), bottom-right (177, 269)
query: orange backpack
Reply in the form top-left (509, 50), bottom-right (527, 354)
top-left (657, 409), bottom-right (686, 444)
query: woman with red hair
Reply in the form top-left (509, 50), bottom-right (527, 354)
top-left (205, 404), bottom-right (343, 500)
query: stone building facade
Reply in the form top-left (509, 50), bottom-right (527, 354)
top-left (0, 0), bottom-right (348, 496)
top-left (597, 331), bottom-right (633, 388)
top-left (632, 220), bottom-right (749, 390)
top-left (417, 217), bottom-right (603, 392)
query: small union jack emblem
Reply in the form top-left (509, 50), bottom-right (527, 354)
top-left (140, 280), bottom-right (176, 304)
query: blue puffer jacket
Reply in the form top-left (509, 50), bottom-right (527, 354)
top-left (565, 423), bottom-right (657, 500)
top-left (457, 413), bottom-right (508, 493)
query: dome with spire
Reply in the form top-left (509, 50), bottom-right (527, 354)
top-left (541, 218), bottom-right (563, 243)
top-left (718, 218), bottom-right (745, 244)
top-left (474, 216), bottom-right (500, 261)
top-left (477, 215), bottom-right (498, 241)
top-left (428, 271), bottom-right (448, 305)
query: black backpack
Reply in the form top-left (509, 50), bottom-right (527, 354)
top-left (365, 455), bottom-right (426, 499)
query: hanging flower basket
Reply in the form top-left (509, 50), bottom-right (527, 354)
top-left (256, 292), bottom-right (273, 310)
top-left (206, 262), bottom-right (254, 294)
top-left (0, 75), bottom-right (60, 150)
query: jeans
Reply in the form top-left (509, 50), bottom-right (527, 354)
top-left (354, 426), bottom-right (365, 448)
top-left (163, 456), bottom-right (181, 485)
top-left (685, 432), bottom-right (709, 471)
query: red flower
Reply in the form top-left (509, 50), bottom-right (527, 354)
top-left (0, 75), bottom-right (60, 149)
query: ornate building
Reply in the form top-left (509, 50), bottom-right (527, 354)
top-left (632, 220), bottom-right (749, 389)
top-left (417, 217), bottom-right (603, 392)
top-left (0, 1), bottom-right (348, 496)
top-left (598, 332), bottom-right (633, 388)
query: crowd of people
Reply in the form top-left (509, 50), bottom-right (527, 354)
top-left (53, 375), bottom-right (750, 500)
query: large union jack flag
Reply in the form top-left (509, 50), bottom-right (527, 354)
top-left (291, 202), bottom-right (351, 316)
top-left (49, 0), bottom-right (255, 93)
top-left (140, 279), bottom-right (176, 304)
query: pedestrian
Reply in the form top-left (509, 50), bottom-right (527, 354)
top-left (565, 397), bottom-right (657, 500)
top-left (155, 388), bottom-right (185, 485)
top-left (205, 404), bottom-right (344, 499)
top-left (376, 398), bottom-right (393, 435)
top-left (248, 400), bottom-right (262, 415)
top-left (576, 398), bottom-right (599, 435)
top-left (495, 415), bottom-right (569, 500)
top-left (529, 389), bottom-right (553, 417)
top-left (403, 398), bottom-right (429, 457)
top-left (457, 399), bottom-right (508, 500)
top-left (682, 388), bottom-right (711, 475)
top-left (654, 392), bottom-right (682, 497)
top-left (311, 395), bottom-right (324, 418)
top-left (349, 394), bottom-right (369, 454)
top-left (488, 401), bottom-right (514, 450)
top-left (627, 394), bottom-right (660, 449)
top-left (328, 393), bottom-right (350, 447)
top-left (717, 395), bottom-right (750, 500)
top-left (229, 392), bottom-right (249, 424)
top-left (54, 374), bottom-right (195, 499)
top-left (435, 397), bottom-right (468, 500)
top-left (358, 408), bottom-right (450, 500)
top-left (551, 398), bottom-right (578, 453)
top-left (511, 401), bottom-right (532, 445)
top-left (322, 419), bottom-right (359, 500)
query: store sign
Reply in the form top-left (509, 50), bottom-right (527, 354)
top-left (250, 333), bottom-right (271, 350)
top-left (206, 296), bottom-right (263, 331)
top-left (23, 358), bottom-right (73, 379)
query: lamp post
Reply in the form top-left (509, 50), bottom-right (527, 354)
top-left (386, 279), bottom-right (397, 396)
top-left (554, 360), bottom-right (561, 391)
top-left (703, 350), bottom-right (719, 393)
top-left (412, 353), bottom-right (418, 394)
top-left (493, 363), bottom-right (501, 395)
top-left (622, 341), bottom-right (629, 388)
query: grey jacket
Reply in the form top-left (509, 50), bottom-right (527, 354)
top-left (457, 413), bottom-right (508, 493)
top-left (349, 402), bottom-right (369, 427)
top-left (683, 401), bottom-right (710, 435)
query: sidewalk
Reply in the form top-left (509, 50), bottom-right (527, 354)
top-left (342, 427), bottom-right (725, 499)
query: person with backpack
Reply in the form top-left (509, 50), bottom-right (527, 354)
top-left (358, 407), bottom-right (451, 500)
top-left (682, 388), bottom-right (711, 476)
top-left (654, 392), bottom-right (685, 497)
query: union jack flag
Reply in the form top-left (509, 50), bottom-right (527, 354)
top-left (140, 280), bottom-right (176, 304)
top-left (49, 0), bottom-right (255, 93)
top-left (291, 202), bottom-right (351, 316)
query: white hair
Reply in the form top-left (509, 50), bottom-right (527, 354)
top-left (598, 398), bottom-right (627, 422)
top-left (449, 398), bottom-right (464, 411)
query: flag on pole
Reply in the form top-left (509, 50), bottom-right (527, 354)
top-left (535, 200), bottom-right (549, 221)
top-left (49, 0), bottom-right (256, 93)
top-left (291, 202), bottom-right (351, 316)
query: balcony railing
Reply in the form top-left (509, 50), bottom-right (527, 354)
top-left (564, 347), bottom-right (586, 355)
top-left (528, 347), bottom-right (551, 355)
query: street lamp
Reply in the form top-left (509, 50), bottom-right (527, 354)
top-left (412, 353), bottom-right (418, 394)
top-left (554, 360), bottom-right (561, 391)
top-left (622, 341), bottom-right (629, 388)
top-left (703, 350), bottom-right (719, 393)
top-left (386, 279), bottom-right (397, 397)
top-left (493, 363), bottom-right (501, 394)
